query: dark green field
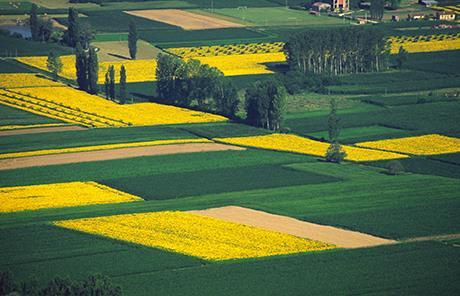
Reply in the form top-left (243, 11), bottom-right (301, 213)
top-left (0, 105), bottom-right (61, 127)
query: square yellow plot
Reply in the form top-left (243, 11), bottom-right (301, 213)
top-left (356, 134), bottom-right (460, 155)
top-left (0, 182), bottom-right (142, 213)
top-left (54, 211), bottom-right (335, 261)
top-left (216, 133), bottom-right (408, 162)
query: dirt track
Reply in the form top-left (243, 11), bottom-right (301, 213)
top-left (125, 9), bottom-right (245, 30)
top-left (0, 126), bottom-right (85, 137)
top-left (0, 143), bottom-right (244, 171)
top-left (189, 206), bottom-right (396, 248)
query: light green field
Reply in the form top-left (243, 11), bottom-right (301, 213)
top-left (204, 7), bottom-right (348, 27)
top-left (93, 40), bottom-right (163, 62)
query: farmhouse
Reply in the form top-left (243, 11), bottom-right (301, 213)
top-left (311, 2), bottom-right (332, 13)
top-left (436, 11), bottom-right (456, 21)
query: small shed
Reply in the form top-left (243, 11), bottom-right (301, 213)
top-left (436, 11), bottom-right (456, 21)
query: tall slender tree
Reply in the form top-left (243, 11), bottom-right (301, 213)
top-left (128, 21), bottom-right (138, 60)
top-left (109, 65), bottom-right (116, 100)
top-left (104, 72), bottom-right (110, 99)
top-left (46, 51), bottom-right (62, 81)
top-left (67, 8), bottom-right (80, 47)
top-left (327, 99), bottom-right (340, 142)
top-left (87, 46), bottom-right (99, 94)
top-left (29, 4), bottom-right (39, 41)
top-left (119, 65), bottom-right (127, 104)
top-left (75, 42), bottom-right (88, 91)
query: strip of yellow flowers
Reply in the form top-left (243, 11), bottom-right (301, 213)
top-left (16, 56), bottom-right (157, 83)
top-left (0, 138), bottom-right (211, 159)
top-left (356, 134), bottom-right (460, 156)
top-left (195, 52), bottom-right (287, 76)
top-left (0, 181), bottom-right (142, 213)
top-left (0, 123), bottom-right (69, 131)
top-left (0, 73), bottom-right (64, 88)
top-left (215, 133), bottom-right (408, 162)
top-left (389, 34), bottom-right (460, 54)
top-left (168, 42), bottom-right (285, 58)
top-left (7, 87), bottom-right (227, 127)
top-left (54, 211), bottom-right (335, 261)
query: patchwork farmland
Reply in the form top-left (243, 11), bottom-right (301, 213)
top-left (0, 0), bottom-right (459, 295)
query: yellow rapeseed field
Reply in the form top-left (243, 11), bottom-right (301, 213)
top-left (54, 211), bottom-right (335, 261)
top-left (356, 134), bottom-right (460, 155)
top-left (7, 87), bottom-right (227, 127)
top-left (195, 52), bottom-right (287, 76)
top-left (0, 73), bottom-right (64, 88)
top-left (168, 42), bottom-right (285, 58)
top-left (216, 133), bottom-right (408, 162)
top-left (0, 181), bottom-right (142, 213)
top-left (0, 138), bottom-right (211, 159)
top-left (389, 34), bottom-right (460, 53)
top-left (16, 56), bottom-right (157, 82)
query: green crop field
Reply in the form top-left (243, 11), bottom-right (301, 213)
top-left (206, 7), bottom-right (348, 27)
top-left (1, 1), bottom-right (459, 295)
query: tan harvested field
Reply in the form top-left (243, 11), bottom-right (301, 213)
top-left (94, 40), bottom-right (162, 62)
top-left (0, 126), bottom-right (85, 137)
top-left (0, 143), bottom-right (245, 170)
top-left (124, 9), bottom-right (245, 30)
top-left (189, 206), bottom-right (396, 248)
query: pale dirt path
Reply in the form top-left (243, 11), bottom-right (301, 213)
top-left (189, 206), bottom-right (396, 249)
top-left (0, 143), bottom-right (245, 170)
top-left (124, 9), bottom-right (245, 30)
top-left (0, 125), bottom-right (85, 137)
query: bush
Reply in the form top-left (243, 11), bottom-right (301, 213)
top-left (387, 160), bottom-right (404, 175)
top-left (325, 142), bottom-right (346, 163)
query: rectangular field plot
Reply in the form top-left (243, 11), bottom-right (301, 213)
top-left (99, 164), bottom-right (340, 200)
top-left (125, 9), bottom-right (245, 30)
top-left (307, 126), bottom-right (409, 143)
top-left (0, 181), bottom-right (142, 213)
top-left (54, 212), bottom-right (335, 261)
top-left (357, 134), bottom-right (460, 156)
top-left (208, 7), bottom-right (346, 27)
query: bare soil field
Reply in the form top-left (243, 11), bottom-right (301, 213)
top-left (189, 206), bottom-right (396, 248)
top-left (0, 143), bottom-right (244, 170)
top-left (124, 9), bottom-right (245, 30)
top-left (0, 126), bottom-right (85, 137)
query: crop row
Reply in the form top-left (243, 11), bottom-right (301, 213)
top-left (167, 42), bottom-right (285, 58)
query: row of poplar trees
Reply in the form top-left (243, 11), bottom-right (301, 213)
top-left (284, 27), bottom-right (389, 75)
top-left (156, 53), bottom-right (238, 118)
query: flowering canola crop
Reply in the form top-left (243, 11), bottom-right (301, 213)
top-left (0, 138), bottom-right (210, 159)
top-left (389, 33), bottom-right (460, 54)
top-left (356, 134), bottom-right (460, 155)
top-left (0, 181), bottom-right (142, 213)
top-left (2, 87), bottom-right (226, 127)
top-left (195, 52), bottom-right (287, 76)
top-left (54, 211), bottom-right (335, 261)
top-left (16, 56), bottom-right (157, 83)
top-left (216, 133), bottom-right (408, 162)
top-left (168, 42), bottom-right (285, 58)
top-left (0, 73), bottom-right (64, 88)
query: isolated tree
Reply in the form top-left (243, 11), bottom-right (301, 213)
top-left (387, 160), bottom-right (404, 175)
top-left (104, 72), bottom-right (110, 99)
top-left (395, 46), bottom-right (408, 69)
top-left (87, 46), bottom-right (99, 94)
top-left (325, 142), bottom-right (346, 163)
top-left (47, 51), bottom-right (63, 81)
top-left (29, 4), bottom-right (39, 41)
top-left (327, 99), bottom-right (340, 142)
top-left (119, 65), bottom-right (127, 104)
top-left (128, 21), bottom-right (138, 60)
top-left (109, 65), bottom-right (116, 100)
top-left (75, 42), bottom-right (88, 90)
top-left (370, 0), bottom-right (385, 20)
top-left (67, 7), bottom-right (80, 47)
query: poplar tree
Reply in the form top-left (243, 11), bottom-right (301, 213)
top-left (119, 65), bottom-right (127, 104)
top-left (67, 8), bottom-right (79, 47)
top-left (128, 21), bottom-right (138, 60)
top-left (370, 0), bottom-right (385, 20)
top-left (46, 51), bottom-right (62, 81)
top-left (87, 46), bottom-right (99, 94)
top-left (327, 99), bottom-right (340, 142)
top-left (104, 72), bottom-right (110, 99)
top-left (75, 42), bottom-right (88, 91)
top-left (109, 65), bottom-right (116, 100)
top-left (29, 4), bottom-right (39, 41)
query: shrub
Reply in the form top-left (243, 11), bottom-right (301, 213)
top-left (387, 160), bottom-right (405, 175)
top-left (325, 142), bottom-right (346, 163)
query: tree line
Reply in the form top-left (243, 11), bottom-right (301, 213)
top-left (284, 27), bottom-right (389, 75)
